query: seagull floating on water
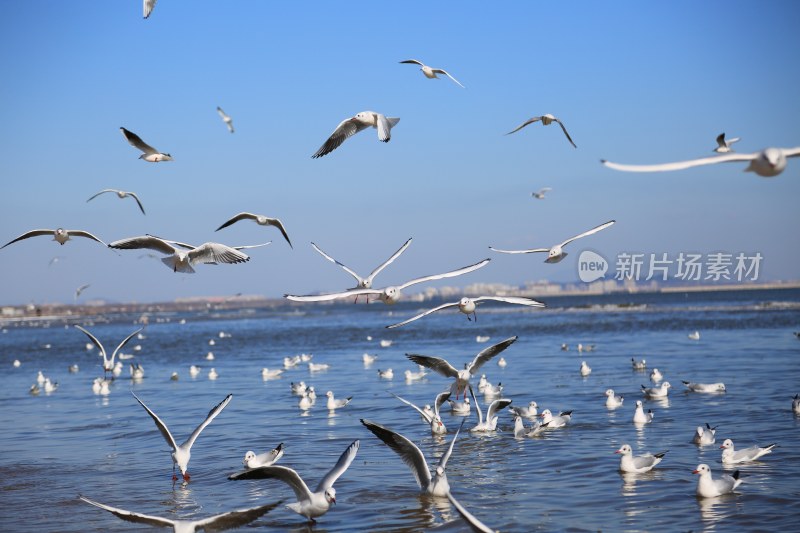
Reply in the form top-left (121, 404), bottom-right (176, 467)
top-left (506, 114), bottom-right (577, 148)
top-left (693, 464), bottom-right (742, 498)
top-left (509, 400), bottom-right (538, 420)
top-left (75, 325), bottom-right (142, 378)
top-left (688, 331), bottom-right (701, 340)
top-left (513, 414), bottom-right (546, 438)
top-left (326, 390), bottom-right (352, 410)
top-left (399, 59), bottom-right (465, 88)
top-left (229, 440), bottom-right (359, 523)
top-left (243, 443), bottom-right (284, 469)
top-left (605, 389), bottom-right (624, 409)
top-left (120, 127), bottom-right (172, 162)
top-left (470, 386), bottom-right (512, 432)
top-left (216, 106), bottom-right (234, 133)
top-left (387, 296), bottom-right (544, 328)
top-left (615, 444), bottom-right (667, 473)
top-left (312, 111), bottom-right (399, 158)
top-left (87, 189), bottom-right (146, 214)
top-left (377, 368), bottom-right (394, 380)
top-left (714, 133), bottom-right (741, 153)
top-left (642, 382), bottom-right (671, 398)
top-left (490, 220), bottom-right (615, 263)
top-left (650, 368), bottom-right (663, 383)
top-left (682, 380), bottom-right (726, 393)
top-left (720, 438), bottom-right (777, 464)
top-left (633, 400), bottom-right (654, 425)
top-left (580, 361), bottom-right (592, 377)
top-left (2, 228), bottom-right (106, 249)
top-left (601, 147), bottom-right (800, 177)
top-left (449, 395), bottom-right (471, 415)
top-left (215, 213), bottom-right (292, 248)
top-left (539, 408), bottom-right (572, 429)
top-left (693, 423), bottom-right (718, 445)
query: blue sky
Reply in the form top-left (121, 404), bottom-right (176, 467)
top-left (1, 1), bottom-right (798, 305)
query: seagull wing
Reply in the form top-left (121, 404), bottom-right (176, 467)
top-left (194, 500), bottom-right (283, 532)
top-left (486, 398), bottom-right (513, 421)
top-left (365, 237), bottom-right (412, 285)
top-left (131, 392), bottom-right (179, 453)
top-left (74, 325), bottom-right (107, 363)
top-left (601, 152), bottom-right (757, 172)
top-left (433, 68), bottom-right (465, 88)
top-left (312, 116), bottom-right (369, 158)
top-left (229, 465), bottom-right (313, 501)
top-left (79, 496), bottom-right (175, 528)
top-left (473, 296), bottom-right (546, 308)
top-left (560, 220), bottom-right (616, 247)
top-left (215, 212), bottom-right (258, 231)
top-left (399, 59), bottom-right (425, 66)
top-left (86, 189), bottom-right (117, 203)
top-left (284, 288), bottom-right (380, 302)
top-left (386, 301), bottom-right (460, 329)
top-left (391, 392), bottom-right (432, 423)
top-left (126, 191), bottom-right (146, 215)
top-left (188, 243), bottom-right (250, 265)
top-left (438, 420), bottom-right (464, 470)
top-left (489, 246), bottom-right (549, 254)
top-left (109, 235), bottom-right (177, 255)
top-left (67, 230), bottom-right (107, 246)
top-left (75, 284), bottom-right (91, 298)
top-left (182, 394), bottom-right (233, 450)
top-left (264, 218), bottom-right (292, 248)
top-left (397, 258), bottom-right (490, 290)
top-left (376, 114), bottom-right (392, 142)
top-left (310, 242), bottom-right (364, 285)
top-left (716, 133), bottom-right (726, 148)
top-left (360, 420), bottom-right (431, 490)
top-left (553, 118), bottom-right (577, 148)
top-left (111, 328), bottom-right (144, 363)
top-left (315, 439), bottom-right (360, 491)
top-left (505, 116), bottom-right (542, 135)
top-left (143, 0), bottom-right (157, 19)
top-left (120, 128), bottom-right (157, 155)
top-left (433, 390), bottom-right (452, 418)
top-left (468, 335), bottom-right (519, 375)
top-left (783, 147), bottom-right (800, 158)
top-left (405, 354), bottom-right (459, 378)
top-left (469, 385), bottom-right (483, 426)
top-left (446, 492), bottom-right (495, 533)
top-left (2, 229), bottom-right (57, 249)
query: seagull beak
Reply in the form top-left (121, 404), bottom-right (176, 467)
top-left (719, 445), bottom-right (725, 449)
top-left (614, 450), bottom-right (622, 454)
top-left (331, 496), bottom-right (336, 505)
top-left (692, 469), bottom-right (700, 474)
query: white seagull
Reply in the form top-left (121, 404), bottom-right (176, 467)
top-left (131, 391), bottom-right (232, 481)
top-left (633, 400), bottom-right (654, 425)
top-left (469, 386), bottom-right (512, 432)
top-left (215, 212), bottom-right (292, 248)
top-left (326, 390), bottom-right (352, 410)
top-left (360, 419), bottom-right (462, 497)
top-left (601, 147), bottom-right (800, 178)
top-left (490, 220), bottom-right (615, 263)
top-left (243, 443), bottom-right (284, 469)
top-left (377, 368), bottom-right (394, 379)
top-left (79, 495), bottom-right (282, 533)
top-left (216, 106), bottom-right (234, 133)
top-left (405, 336), bottom-right (518, 399)
top-left (74, 283), bottom-right (91, 302)
top-left (120, 127), bottom-right (172, 162)
top-left (74, 325), bottom-right (142, 377)
top-left (311, 111), bottom-right (400, 158)
top-left (228, 440), bottom-right (359, 523)
top-left (449, 396), bottom-right (471, 415)
top-left (688, 331), bottom-right (701, 340)
top-left (682, 380), bottom-right (726, 393)
top-left (693, 464), bottom-right (742, 498)
top-left (109, 235), bottom-right (262, 273)
top-left (2, 228), bottom-right (106, 249)
top-left (286, 258), bottom-right (490, 305)
top-left (642, 381), bottom-right (671, 398)
top-left (87, 189), bottom-right (146, 214)
top-left (399, 59), bottom-right (465, 88)
top-left (513, 415), bottom-right (545, 438)
top-left (714, 133), bottom-right (741, 153)
top-left (532, 187), bottom-right (553, 200)
top-left (615, 444), bottom-right (667, 473)
top-left (650, 368), bottom-right (663, 383)
top-left (509, 400), bottom-right (538, 420)
top-left (693, 423), bottom-right (718, 445)
top-left (539, 408), bottom-right (572, 429)
top-left (631, 357), bottom-right (647, 370)
top-left (387, 296), bottom-right (544, 328)
top-left (605, 389), bottom-right (624, 409)
top-left (720, 439), bottom-right (777, 464)
top-left (391, 391), bottom-right (451, 435)
top-left (506, 114), bottom-right (577, 148)
top-left (580, 361), bottom-right (592, 377)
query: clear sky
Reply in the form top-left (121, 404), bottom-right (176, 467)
top-left (1, 1), bottom-right (798, 306)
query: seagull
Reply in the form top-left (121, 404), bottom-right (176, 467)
top-left (532, 187), bottom-right (552, 200)
top-left (793, 394), bottom-right (800, 415)
top-left (633, 400), bottom-right (654, 425)
top-left (286, 258), bottom-right (490, 305)
top-left (505, 114), bottom-right (576, 148)
top-left (449, 396), bottom-right (471, 415)
top-left (469, 386), bottom-right (512, 432)
top-left (2, 228), bottom-right (106, 249)
top-left (693, 423), bottom-right (718, 445)
top-left (509, 400), bottom-right (538, 420)
top-left (714, 133), bottom-right (741, 153)
top-left (682, 380), bottom-right (726, 393)
top-left (120, 127), bottom-right (172, 162)
top-left (228, 440), bottom-right (359, 523)
top-left (243, 443), bottom-right (284, 469)
top-left (404, 366), bottom-right (428, 382)
top-left (688, 331), bottom-right (701, 340)
top-left (391, 391), bottom-right (451, 435)
top-left (720, 439), bottom-right (777, 464)
top-left (642, 382), bottom-right (671, 398)
top-left (693, 464), bottom-right (742, 498)
top-left (86, 189), bottom-right (146, 214)
top-left (311, 111), bottom-right (400, 158)
top-left (399, 59), bottom-right (465, 88)
top-left (308, 238), bottom-right (412, 299)
top-left (650, 368), bottom-right (663, 383)
top-left (446, 492), bottom-right (497, 533)
top-left (362, 353), bottom-right (378, 366)
top-left (216, 106), bottom-right (234, 133)
top-left (215, 213), bottom-right (292, 248)
top-left (631, 357), bottom-right (647, 370)
top-left (109, 235), bottom-right (261, 273)
top-left (360, 419), bottom-right (462, 497)
top-left (74, 283), bottom-right (91, 302)
top-left (74, 325), bottom-right (142, 377)
top-left (386, 296), bottom-right (544, 328)
top-left (580, 361), bottom-right (592, 377)
top-left (601, 147), bottom-right (800, 178)
top-left (261, 368), bottom-right (283, 380)
top-left (79, 495), bottom-right (282, 533)
top-left (539, 408), bottom-right (572, 429)
top-left (405, 336), bottom-right (518, 399)
top-left (326, 390), bottom-right (352, 410)
top-left (377, 368), bottom-right (394, 379)
top-left (513, 415), bottom-right (545, 438)
top-left (489, 220), bottom-right (615, 263)
top-left (615, 444), bottom-right (667, 473)
top-left (143, 0), bottom-right (156, 19)
top-left (605, 389), bottom-right (624, 409)
top-left (131, 391), bottom-right (232, 482)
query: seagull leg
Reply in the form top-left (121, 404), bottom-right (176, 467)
top-left (172, 465), bottom-right (178, 482)
top-left (183, 472), bottom-right (191, 482)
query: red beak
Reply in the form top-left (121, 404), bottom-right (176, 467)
top-left (692, 469), bottom-right (700, 474)
top-left (614, 450), bottom-right (622, 454)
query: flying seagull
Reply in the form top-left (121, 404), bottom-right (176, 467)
top-left (532, 187), bottom-right (552, 199)
top-left (217, 106), bottom-right (234, 133)
top-left (285, 258), bottom-right (490, 305)
top-left (312, 111), bottom-right (400, 158)
top-left (215, 213), bottom-right (292, 248)
top-left (120, 127), bottom-right (173, 162)
top-left (74, 283), bottom-right (91, 302)
top-left (75, 325), bottom-right (142, 377)
top-left (387, 296), bottom-right (544, 328)
top-left (714, 133), bottom-right (741, 153)
top-left (79, 495), bottom-right (282, 532)
top-left (86, 189), bottom-right (146, 215)
top-left (490, 220), bottom-right (615, 263)
top-left (601, 147), bottom-right (800, 178)
top-left (2, 228), bottom-right (106, 249)
top-left (143, 0), bottom-right (156, 19)
top-left (399, 59), bottom-right (465, 88)
top-left (506, 114), bottom-right (576, 148)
